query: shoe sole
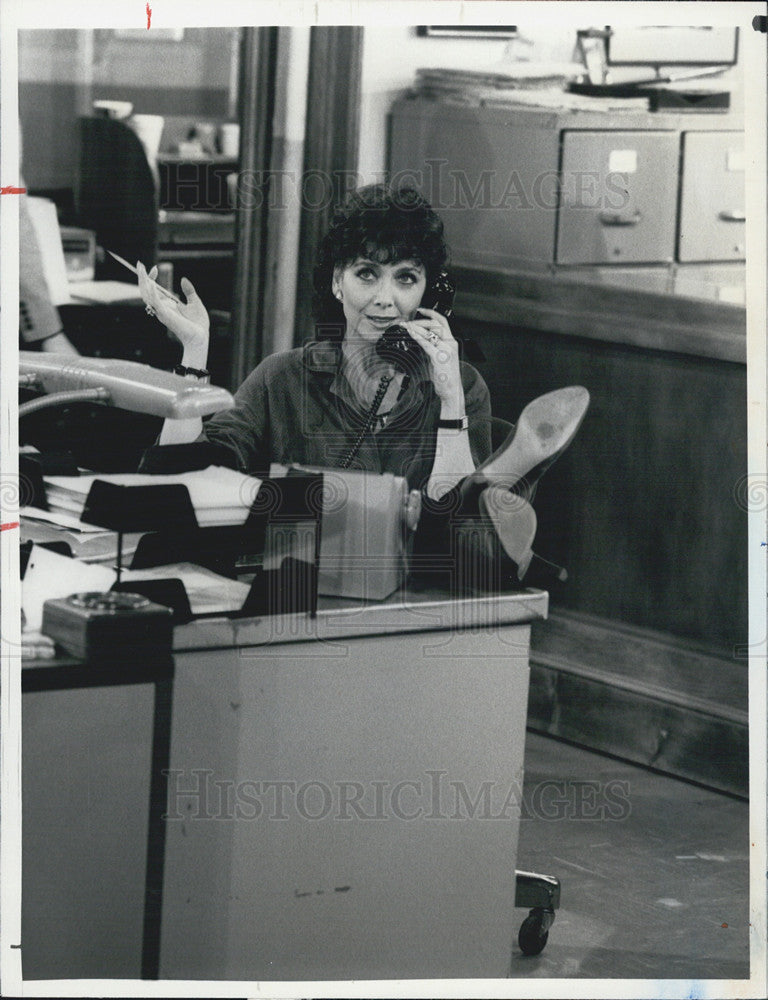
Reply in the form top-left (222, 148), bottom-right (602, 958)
top-left (478, 486), bottom-right (537, 579)
top-left (477, 386), bottom-right (590, 489)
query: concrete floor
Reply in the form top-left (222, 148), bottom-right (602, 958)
top-left (511, 732), bottom-right (751, 980)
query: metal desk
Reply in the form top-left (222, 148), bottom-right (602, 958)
top-left (22, 587), bottom-right (547, 982)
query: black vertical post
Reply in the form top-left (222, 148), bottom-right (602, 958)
top-left (230, 27), bottom-right (280, 389)
top-left (140, 664), bottom-right (175, 979)
top-left (293, 26), bottom-right (363, 346)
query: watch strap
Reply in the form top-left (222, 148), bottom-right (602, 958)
top-left (174, 364), bottom-right (210, 381)
top-left (437, 415), bottom-right (469, 430)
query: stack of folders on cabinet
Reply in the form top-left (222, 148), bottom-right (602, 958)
top-left (413, 64), bottom-right (586, 105)
top-left (413, 65), bottom-right (650, 112)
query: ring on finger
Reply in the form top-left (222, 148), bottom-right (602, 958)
top-left (145, 304), bottom-right (156, 317)
top-left (428, 332), bottom-right (440, 346)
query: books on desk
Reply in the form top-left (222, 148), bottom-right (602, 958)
top-left (43, 467), bottom-right (262, 528)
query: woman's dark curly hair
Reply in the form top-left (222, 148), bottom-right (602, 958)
top-left (312, 184), bottom-right (449, 340)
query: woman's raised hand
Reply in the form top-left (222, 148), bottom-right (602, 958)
top-left (406, 306), bottom-right (464, 409)
top-left (137, 262), bottom-right (210, 365)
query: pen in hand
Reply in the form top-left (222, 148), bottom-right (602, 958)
top-left (107, 250), bottom-right (183, 304)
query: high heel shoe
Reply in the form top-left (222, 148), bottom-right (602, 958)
top-left (478, 485), bottom-right (568, 586)
top-left (463, 386), bottom-right (590, 499)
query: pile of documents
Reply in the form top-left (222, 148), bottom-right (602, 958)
top-left (120, 562), bottom-right (251, 615)
top-left (481, 87), bottom-right (650, 112)
top-left (20, 508), bottom-right (143, 564)
top-left (413, 63), bottom-right (584, 104)
top-left (411, 64), bottom-right (653, 112)
top-left (23, 545), bottom-right (251, 630)
top-left (42, 466), bottom-right (262, 528)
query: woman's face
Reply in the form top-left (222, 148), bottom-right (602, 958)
top-left (332, 256), bottom-right (427, 343)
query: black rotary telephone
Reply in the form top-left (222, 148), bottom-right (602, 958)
top-left (374, 269), bottom-right (456, 372)
top-left (340, 271), bottom-right (456, 468)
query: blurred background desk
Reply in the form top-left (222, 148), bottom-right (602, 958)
top-left (59, 295), bottom-right (233, 388)
top-left (76, 116), bottom-right (237, 313)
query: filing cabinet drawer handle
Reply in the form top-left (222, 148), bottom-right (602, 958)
top-left (598, 210), bottom-right (642, 227)
top-left (718, 210), bottom-right (746, 223)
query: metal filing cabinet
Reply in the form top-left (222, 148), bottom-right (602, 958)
top-left (389, 102), bottom-right (562, 269)
top-left (388, 98), bottom-right (745, 271)
top-left (556, 130), bottom-right (679, 264)
top-left (678, 131), bottom-right (745, 262)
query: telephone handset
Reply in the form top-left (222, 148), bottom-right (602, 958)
top-left (374, 269), bottom-right (456, 371)
top-left (426, 269), bottom-right (456, 319)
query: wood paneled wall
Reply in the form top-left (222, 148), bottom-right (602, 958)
top-left (464, 318), bottom-right (748, 653)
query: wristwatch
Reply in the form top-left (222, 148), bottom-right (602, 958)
top-left (437, 415), bottom-right (469, 430)
top-left (174, 364), bottom-right (210, 383)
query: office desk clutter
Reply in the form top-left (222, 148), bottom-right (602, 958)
top-left (42, 467), bottom-right (261, 528)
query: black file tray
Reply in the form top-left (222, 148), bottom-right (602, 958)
top-left (78, 472), bottom-right (323, 619)
top-left (235, 472), bottom-right (324, 619)
top-left (112, 578), bottom-right (194, 624)
top-left (568, 80), bottom-right (730, 111)
top-left (81, 479), bottom-right (200, 534)
top-left (139, 440), bottom-right (245, 475)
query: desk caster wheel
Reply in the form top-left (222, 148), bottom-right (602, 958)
top-left (518, 907), bottom-right (554, 956)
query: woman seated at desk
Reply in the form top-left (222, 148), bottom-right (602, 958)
top-left (138, 183), bottom-right (588, 584)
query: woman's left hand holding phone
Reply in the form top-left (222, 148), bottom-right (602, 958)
top-left (406, 306), bottom-right (464, 413)
top-left (136, 261), bottom-right (211, 445)
top-left (137, 262), bottom-right (210, 372)
top-left (405, 306), bottom-right (474, 500)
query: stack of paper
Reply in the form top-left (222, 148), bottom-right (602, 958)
top-left (414, 63), bottom-right (584, 104)
top-left (23, 544), bottom-right (251, 628)
top-left (482, 87), bottom-right (650, 112)
top-left (121, 562), bottom-right (251, 615)
top-left (43, 467), bottom-right (262, 528)
top-left (21, 508), bottom-right (143, 564)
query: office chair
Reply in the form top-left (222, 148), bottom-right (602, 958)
top-left (76, 116), bottom-right (158, 281)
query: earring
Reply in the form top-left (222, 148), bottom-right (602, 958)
top-left (334, 289), bottom-right (343, 301)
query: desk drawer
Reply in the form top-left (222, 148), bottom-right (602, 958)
top-left (678, 131), bottom-right (745, 262)
top-left (557, 130), bottom-right (678, 264)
